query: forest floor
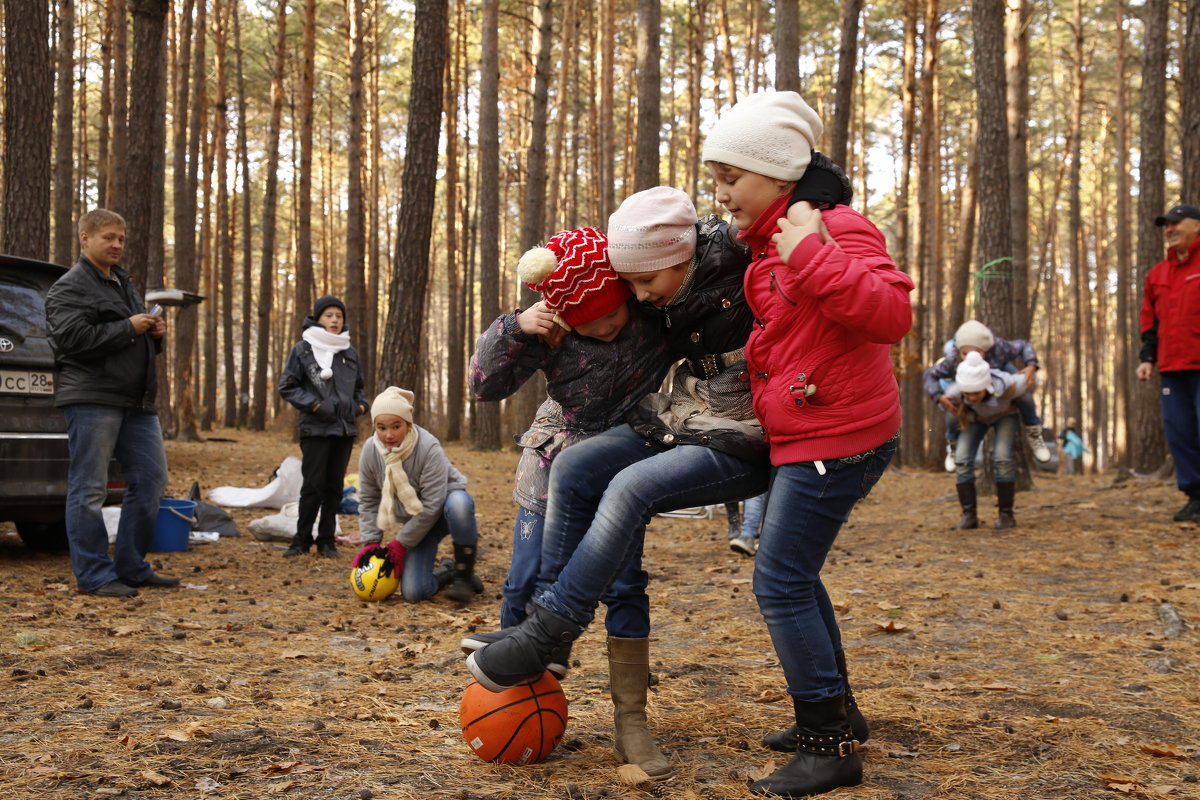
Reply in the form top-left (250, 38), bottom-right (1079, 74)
top-left (1, 427), bottom-right (1198, 800)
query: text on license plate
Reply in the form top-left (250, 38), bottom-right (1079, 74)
top-left (0, 369), bottom-right (55, 395)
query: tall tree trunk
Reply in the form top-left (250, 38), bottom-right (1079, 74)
top-left (252, 0), bottom-right (289, 431)
top-left (473, 0), bottom-right (501, 450)
top-left (97, 4), bottom-right (112, 208)
top-left (1114, 0), bottom-right (1132, 462)
top-left (775, 0), bottom-right (799, 92)
top-left (829, 0), bottom-right (861, 168)
top-left (895, 0), bottom-right (917, 275)
top-left (714, 0), bottom-right (736, 108)
top-left (1005, 0), bottom-right (1030, 337)
top-left (3, 0), bottom-right (53, 259)
top-left (214, 0), bottom-right (237, 427)
top-left (971, 0), bottom-right (1013, 337)
top-left (123, 0), bottom-right (169, 290)
top-left (1066, 0), bottom-right (1086, 440)
top-left (233, 0), bottom-right (253, 428)
top-left (634, 0), bottom-right (661, 190)
top-left (344, 0), bottom-right (367, 348)
top-left (54, 0), bottom-right (76, 264)
top-left (295, 0), bottom-right (316, 327)
top-left (444, 0), bottom-right (466, 441)
top-left (1183, 0), bottom-right (1200, 200)
top-left (948, 121), bottom-right (978, 335)
top-left (380, 0), bottom-right (449, 393)
top-left (1132, 0), bottom-right (1169, 474)
top-left (109, 0), bottom-right (129, 211)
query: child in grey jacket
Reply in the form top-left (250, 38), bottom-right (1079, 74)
top-left (356, 387), bottom-right (479, 603)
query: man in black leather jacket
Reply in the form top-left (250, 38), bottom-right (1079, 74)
top-left (45, 209), bottom-right (177, 597)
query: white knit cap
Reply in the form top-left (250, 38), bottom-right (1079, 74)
top-left (371, 386), bottom-right (414, 423)
top-left (955, 320), bottom-right (995, 353)
top-left (955, 351), bottom-right (993, 394)
top-left (607, 187), bottom-right (699, 272)
top-left (701, 91), bottom-right (824, 181)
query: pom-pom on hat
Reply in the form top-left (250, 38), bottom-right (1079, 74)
top-left (371, 386), bottom-right (415, 423)
top-left (701, 91), bottom-right (824, 181)
top-left (955, 351), bottom-right (993, 394)
top-left (954, 320), bottom-right (995, 353)
top-left (517, 227), bottom-right (629, 327)
top-left (607, 187), bottom-right (699, 272)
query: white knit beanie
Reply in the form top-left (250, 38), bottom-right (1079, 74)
top-left (701, 91), bottom-right (824, 181)
top-left (371, 386), bottom-right (415, 423)
top-left (607, 187), bottom-right (699, 272)
top-left (955, 320), bottom-right (995, 353)
top-left (955, 351), bottom-right (993, 394)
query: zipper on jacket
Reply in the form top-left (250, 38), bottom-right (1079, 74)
top-left (769, 271), bottom-right (798, 305)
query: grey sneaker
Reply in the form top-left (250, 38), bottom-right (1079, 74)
top-left (1025, 426), bottom-right (1051, 462)
top-left (730, 536), bottom-right (757, 557)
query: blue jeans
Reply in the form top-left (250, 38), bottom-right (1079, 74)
top-left (401, 488), bottom-right (477, 602)
top-left (941, 374), bottom-right (1040, 443)
top-left (754, 437), bottom-right (897, 702)
top-left (535, 424), bottom-right (770, 627)
top-left (63, 405), bottom-right (168, 591)
top-left (733, 491), bottom-right (768, 540)
top-left (502, 506), bottom-right (650, 638)
top-left (1161, 370), bottom-right (1200, 498)
top-left (955, 413), bottom-right (1019, 484)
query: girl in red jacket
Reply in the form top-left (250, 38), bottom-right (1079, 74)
top-left (702, 90), bottom-right (914, 798)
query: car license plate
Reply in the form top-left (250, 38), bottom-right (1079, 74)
top-left (0, 369), bottom-right (55, 395)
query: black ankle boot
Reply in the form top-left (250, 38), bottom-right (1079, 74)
top-left (283, 535), bottom-right (311, 557)
top-left (467, 603), bottom-right (584, 692)
top-left (995, 481), bottom-right (1016, 529)
top-left (763, 652), bottom-right (868, 752)
top-left (956, 482), bottom-right (978, 529)
top-left (751, 695), bottom-right (862, 797)
top-left (443, 543), bottom-right (481, 603)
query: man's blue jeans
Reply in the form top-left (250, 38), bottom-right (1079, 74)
top-left (754, 437), bottom-right (897, 702)
top-left (502, 506), bottom-right (650, 638)
top-left (534, 424), bottom-right (770, 628)
top-left (955, 413), bottom-right (1018, 484)
top-left (401, 488), bottom-right (478, 602)
top-left (63, 405), bottom-right (168, 591)
top-left (1160, 369), bottom-right (1200, 498)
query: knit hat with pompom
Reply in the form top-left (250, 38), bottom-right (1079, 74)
top-left (955, 351), bottom-right (994, 394)
top-left (517, 227), bottom-right (629, 328)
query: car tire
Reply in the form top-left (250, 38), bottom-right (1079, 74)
top-left (16, 520), bottom-right (69, 550)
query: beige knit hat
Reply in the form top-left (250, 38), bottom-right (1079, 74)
top-left (955, 351), bottom-right (993, 394)
top-left (606, 187), bottom-right (699, 272)
top-left (371, 386), bottom-right (415, 423)
top-left (955, 320), bottom-right (995, 353)
top-left (701, 91), bottom-right (824, 181)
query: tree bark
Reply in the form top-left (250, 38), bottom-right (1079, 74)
top-left (829, 0), bottom-right (861, 168)
top-left (295, 0), bottom-right (317, 328)
top-left (54, 0), bottom-right (77, 265)
top-left (1183, 0), bottom-right (1200, 200)
top-left (775, 0), bottom-right (799, 92)
top-left (473, 0), bottom-right (501, 450)
top-left (634, 0), bottom-right (661, 191)
top-left (3, 0), bottom-right (53, 259)
top-left (380, 0), bottom-right (449, 393)
top-left (1005, 0), bottom-right (1030, 337)
top-left (344, 0), bottom-right (367, 350)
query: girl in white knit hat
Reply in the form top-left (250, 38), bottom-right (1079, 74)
top-left (943, 350), bottom-right (1032, 530)
top-left (353, 386), bottom-right (481, 603)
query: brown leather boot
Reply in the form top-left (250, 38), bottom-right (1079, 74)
top-left (608, 637), bottom-right (672, 779)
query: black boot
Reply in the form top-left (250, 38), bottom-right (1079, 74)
top-left (461, 628), bottom-right (572, 678)
top-left (996, 481), bottom-right (1016, 529)
top-left (467, 603), bottom-right (584, 692)
top-left (956, 482), bottom-right (978, 529)
top-left (763, 651), bottom-right (868, 752)
top-left (443, 543), bottom-right (481, 603)
top-left (751, 695), bottom-right (862, 797)
top-left (283, 534), bottom-right (311, 557)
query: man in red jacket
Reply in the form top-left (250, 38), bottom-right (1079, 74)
top-left (1137, 203), bottom-right (1200, 523)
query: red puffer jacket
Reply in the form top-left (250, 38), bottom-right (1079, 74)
top-left (740, 194), bottom-right (914, 466)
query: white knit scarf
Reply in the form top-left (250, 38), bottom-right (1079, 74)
top-left (302, 326), bottom-right (351, 379)
top-left (374, 429), bottom-right (423, 527)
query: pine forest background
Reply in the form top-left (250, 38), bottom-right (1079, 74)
top-left (2, 0), bottom-right (1198, 476)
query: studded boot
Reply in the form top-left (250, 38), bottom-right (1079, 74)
top-left (751, 695), bottom-right (862, 797)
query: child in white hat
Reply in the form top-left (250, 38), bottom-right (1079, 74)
top-left (354, 387), bottom-right (480, 603)
top-left (943, 350), bottom-right (1031, 530)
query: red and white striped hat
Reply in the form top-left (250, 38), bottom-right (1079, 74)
top-left (517, 227), bottom-right (629, 328)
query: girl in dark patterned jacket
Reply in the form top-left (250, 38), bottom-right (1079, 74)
top-left (278, 295), bottom-right (368, 558)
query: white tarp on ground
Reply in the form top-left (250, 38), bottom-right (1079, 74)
top-left (246, 502), bottom-right (341, 542)
top-left (208, 456), bottom-right (302, 509)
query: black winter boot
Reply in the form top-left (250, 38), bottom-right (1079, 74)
top-left (763, 651), bottom-right (869, 752)
top-left (956, 482), bottom-right (978, 529)
top-left (751, 695), bottom-right (862, 797)
top-left (996, 481), bottom-right (1017, 529)
top-left (461, 628), bottom-right (573, 678)
top-left (443, 543), bottom-right (482, 603)
top-left (467, 603), bottom-right (584, 692)
top-left (283, 534), bottom-right (311, 557)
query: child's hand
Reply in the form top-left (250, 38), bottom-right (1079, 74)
top-left (517, 301), bottom-right (558, 337)
top-left (772, 201), bottom-right (828, 262)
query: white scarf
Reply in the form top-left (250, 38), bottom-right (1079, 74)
top-left (374, 429), bottom-right (423, 526)
top-left (302, 326), bottom-right (351, 379)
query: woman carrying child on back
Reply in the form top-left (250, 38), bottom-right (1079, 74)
top-left (278, 295), bottom-right (368, 558)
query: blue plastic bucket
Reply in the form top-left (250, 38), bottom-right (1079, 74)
top-left (150, 498), bottom-right (196, 552)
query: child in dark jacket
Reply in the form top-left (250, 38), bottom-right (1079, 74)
top-left (278, 295), bottom-right (368, 558)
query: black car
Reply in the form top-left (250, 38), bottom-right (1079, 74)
top-left (0, 254), bottom-right (125, 548)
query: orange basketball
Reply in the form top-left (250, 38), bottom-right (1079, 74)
top-left (460, 671), bottom-right (568, 765)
